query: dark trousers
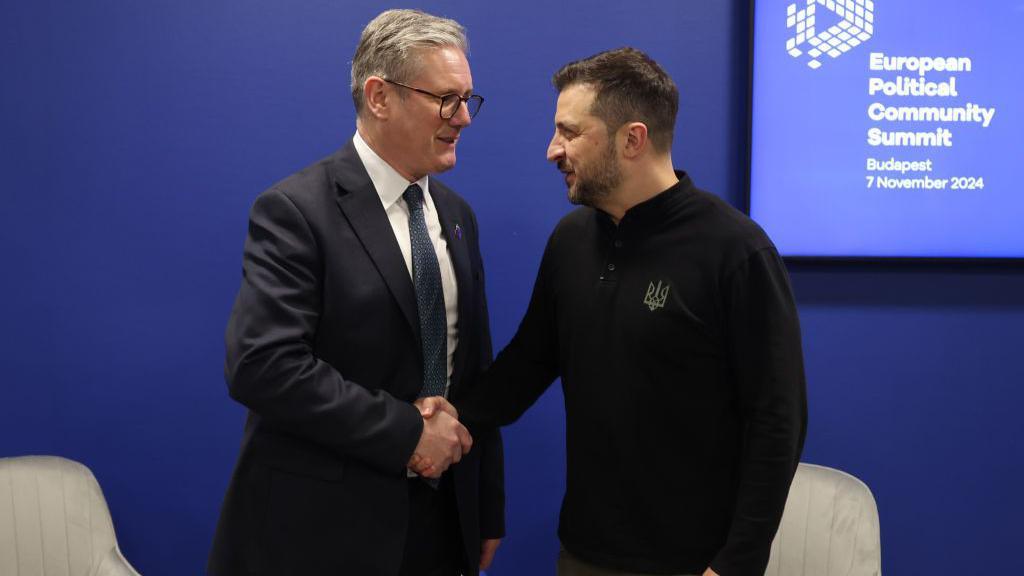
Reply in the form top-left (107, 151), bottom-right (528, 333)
top-left (557, 547), bottom-right (700, 576)
top-left (398, 474), bottom-right (466, 576)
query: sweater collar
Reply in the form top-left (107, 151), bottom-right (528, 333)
top-left (598, 170), bottom-right (694, 229)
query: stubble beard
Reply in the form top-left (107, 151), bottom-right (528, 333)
top-left (567, 142), bottom-right (621, 208)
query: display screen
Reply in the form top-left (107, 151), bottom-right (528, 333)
top-left (749, 0), bottom-right (1021, 258)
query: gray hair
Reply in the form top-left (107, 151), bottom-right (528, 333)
top-left (350, 9), bottom-right (468, 114)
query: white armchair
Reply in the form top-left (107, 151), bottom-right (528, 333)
top-left (765, 463), bottom-right (881, 576)
top-left (0, 455), bottom-right (141, 576)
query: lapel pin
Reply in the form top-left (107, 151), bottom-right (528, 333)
top-left (454, 223), bottom-right (463, 239)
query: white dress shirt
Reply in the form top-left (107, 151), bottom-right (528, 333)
top-left (352, 131), bottom-right (459, 395)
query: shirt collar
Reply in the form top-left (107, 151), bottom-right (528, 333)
top-left (352, 131), bottom-right (430, 210)
top-left (597, 171), bottom-right (695, 232)
top-left (622, 171), bottom-right (691, 223)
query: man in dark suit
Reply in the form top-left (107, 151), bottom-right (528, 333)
top-left (209, 10), bottom-right (503, 576)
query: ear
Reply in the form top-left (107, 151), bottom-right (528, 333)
top-left (363, 76), bottom-right (390, 120)
top-left (621, 122), bottom-right (649, 159)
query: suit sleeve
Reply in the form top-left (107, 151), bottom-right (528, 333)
top-left (225, 188), bottom-right (423, 474)
top-left (710, 247), bottom-right (808, 576)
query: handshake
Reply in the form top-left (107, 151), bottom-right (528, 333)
top-left (407, 396), bottom-right (473, 478)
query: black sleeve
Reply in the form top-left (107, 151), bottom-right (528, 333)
top-left (477, 425), bottom-right (506, 539)
top-left (457, 232), bottom-right (562, 429)
top-left (465, 207), bottom-right (506, 539)
top-left (711, 247), bottom-right (808, 576)
top-left (224, 188), bottom-right (423, 474)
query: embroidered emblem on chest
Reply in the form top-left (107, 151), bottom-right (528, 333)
top-left (643, 281), bottom-right (670, 311)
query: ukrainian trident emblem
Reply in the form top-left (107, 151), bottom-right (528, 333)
top-left (643, 281), bottom-right (670, 311)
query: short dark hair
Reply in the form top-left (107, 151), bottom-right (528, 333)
top-left (552, 47), bottom-right (679, 152)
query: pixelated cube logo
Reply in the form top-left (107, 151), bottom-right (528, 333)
top-left (786, 0), bottom-right (874, 69)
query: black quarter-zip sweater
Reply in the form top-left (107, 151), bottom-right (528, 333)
top-left (456, 172), bottom-right (807, 576)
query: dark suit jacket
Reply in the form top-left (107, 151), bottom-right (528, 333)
top-left (209, 141), bottom-right (504, 576)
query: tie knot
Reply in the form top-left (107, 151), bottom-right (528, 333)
top-left (403, 184), bottom-right (424, 209)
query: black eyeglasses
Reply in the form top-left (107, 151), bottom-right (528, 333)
top-left (383, 79), bottom-right (484, 120)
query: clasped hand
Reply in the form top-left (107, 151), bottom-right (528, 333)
top-left (407, 396), bottom-right (472, 478)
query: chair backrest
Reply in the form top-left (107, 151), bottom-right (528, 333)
top-left (765, 463), bottom-right (881, 576)
top-left (0, 455), bottom-right (139, 576)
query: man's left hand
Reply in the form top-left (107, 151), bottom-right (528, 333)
top-left (480, 538), bottom-right (501, 570)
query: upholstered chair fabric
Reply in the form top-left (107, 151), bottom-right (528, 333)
top-left (765, 463), bottom-right (881, 576)
top-left (0, 456), bottom-right (140, 576)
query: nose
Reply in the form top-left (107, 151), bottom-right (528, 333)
top-left (547, 132), bottom-right (564, 163)
top-left (448, 99), bottom-right (472, 128)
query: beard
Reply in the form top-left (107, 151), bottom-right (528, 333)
top-left (563, 141), bottom-right (622, 208)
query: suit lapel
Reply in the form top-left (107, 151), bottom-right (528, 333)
top-left (431, 184), bottom-right (473, 391)
top-left (329, 142), bottom-right (420, 343)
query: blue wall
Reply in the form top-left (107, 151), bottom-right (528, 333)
top-left (1, 1), bottom-right (1020, 574)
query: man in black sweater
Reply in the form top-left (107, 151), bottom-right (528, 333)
top-left (437, 47), bottom-right (806, 576)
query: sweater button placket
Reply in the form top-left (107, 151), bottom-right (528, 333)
top-left (601, 234), bottom-right (622, 282)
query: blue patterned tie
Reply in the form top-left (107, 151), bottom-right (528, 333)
top-left (404, 184), bottom-right (448, 398)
